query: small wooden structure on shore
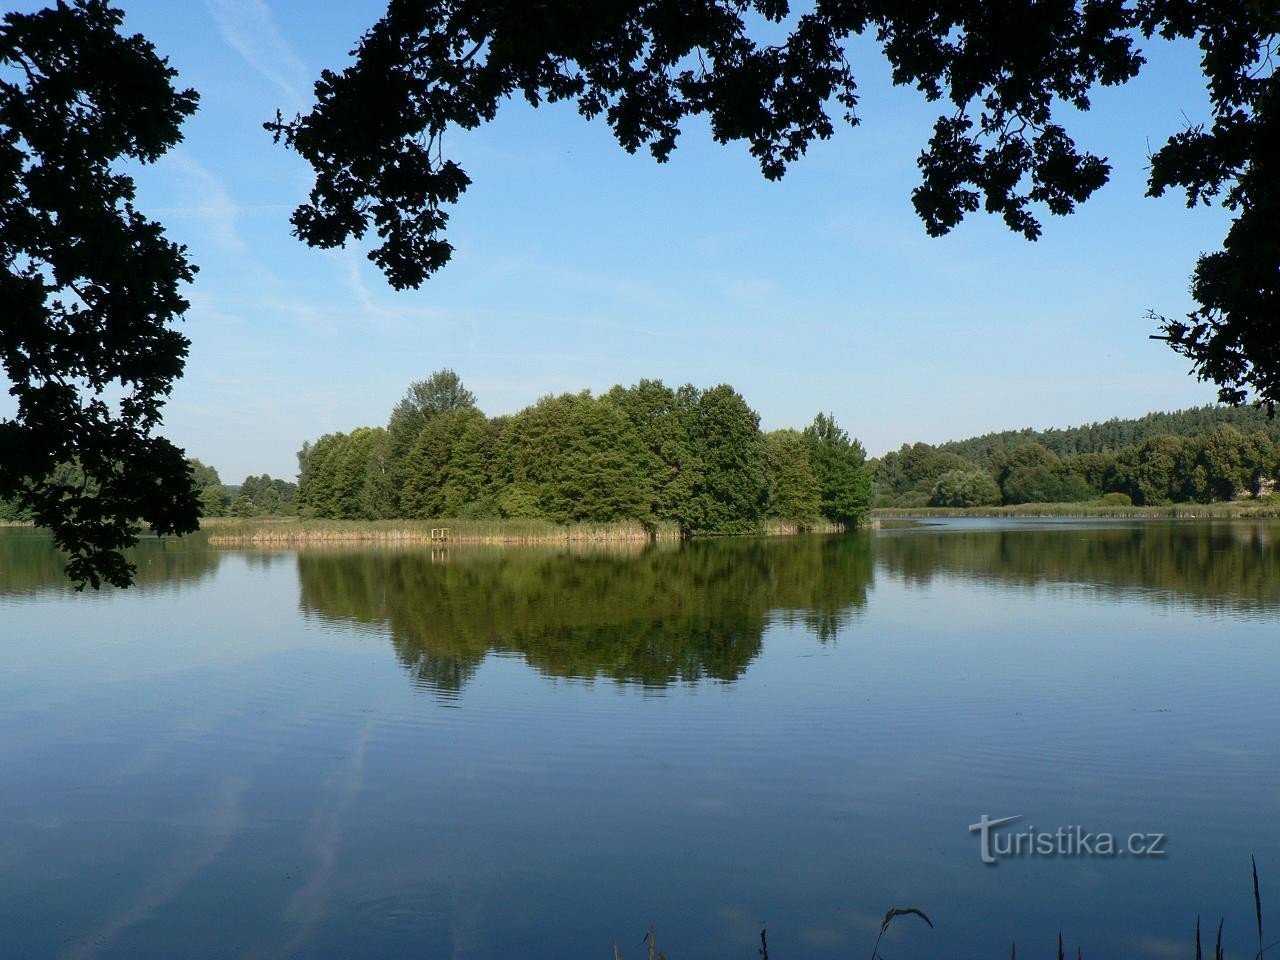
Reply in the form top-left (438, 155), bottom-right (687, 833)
top-left (430, 527), bottom-right (450, 542)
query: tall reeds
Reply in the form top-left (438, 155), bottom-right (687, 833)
top-left (610, 863), bottom-right (1270, 960)
top-left (203, 517), bottom-right (850, 545)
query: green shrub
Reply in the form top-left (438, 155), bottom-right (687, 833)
top-left (1099, 492), bottom-right (1133, 506)
top-left (930, 469), bottom-right (1002, 507)
top-left (228, 494), bottom-right (257, 518)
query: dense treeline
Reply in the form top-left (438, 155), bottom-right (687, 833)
top-left (936, 405), bottom-right (1280, 466)
top-left (19, 393), bottom-right (1275, 528)
top-left (875, 418), bottom-right (1280, 509)
top-left (1, 459), bottom-right (300, 523)
top-left (190, 460), bottom-right (298, 518)
top-left (293, 371), bottom-right (873, 534)
top-left (0, 463), bottom-right (94, 523)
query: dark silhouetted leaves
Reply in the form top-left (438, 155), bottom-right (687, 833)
top-left (0, 1), bottom-right (200, 587)
top-left (271, 2), bottom-right (1279, 407)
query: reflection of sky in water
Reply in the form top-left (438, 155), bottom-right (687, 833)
top-left (0, 524), bottom-right (1277, 960)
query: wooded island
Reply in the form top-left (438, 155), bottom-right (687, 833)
top-left (13, 373), bottom-right (1278, 534)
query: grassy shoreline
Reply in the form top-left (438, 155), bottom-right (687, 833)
top-left (202, 517), bottom-right (845, 545)
top-left (873, 500), bottom-right (1280, 519)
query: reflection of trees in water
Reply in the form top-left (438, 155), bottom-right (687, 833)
top-left (0, 530), bottom-right (223, 597)
top-left (296, 535), bottom-right (874, 694)
top-left (238, 550), bottom-right (295, 572)
top-left (875, 522), bottom-right (1280, 612)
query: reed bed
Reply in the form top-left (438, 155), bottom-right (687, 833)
top-left (763, 519), bottom-right (845, 535)
top-left (204, 517), bottom-right (683, 545)
top-left (204, 517), bottom-right (852, 545)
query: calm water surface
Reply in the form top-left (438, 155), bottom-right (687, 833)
top-left (1, 520), bottom-right (1278, 959)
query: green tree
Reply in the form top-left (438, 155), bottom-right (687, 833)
top-left (870, 451), bottom-right (907, 506)
top-left (1064, 451), bottom-right (1116, 497)
top-left (401, 407), bottom-right (494, 518)
top-left (1056, 471), bottom-right (1097, 503)
top-left (189, 459), bottom-right (229, 518)
top-left (1, 1), bottom-right (201, 587)
top-left (991, 443), bottom-right (1093, 504)
top-left (361, 430), bottom-right (395, 519)
top-left (297, 429), bottom-right (387, 519)
top-left (1118, 435), bottom-right (1189, 505)
top-left (297, 431), bottom-right (385, 519)
top-left (388, 369), bottom-right (476, 432)
top-left (494, 392), bottom-right (652, 524)
top-left (228, 494), bottom-right (257, 518)
top-left (237, 474), bottom-right (298, 515)
top-left (1245, 433), bottom-right (1280, 498)
top-left (677, 385), bottom-right (768, 536)
top-left (764, 430), bottom-right (822, 525)
top-left (384, 370), bottom-right (477, 515)
top-left (199, 486), bottom-right (229, 519)
top-left (605, 379), bottom-right (701, 523)
top-left (930, 469), bottom-right (1002, 508)
top-left (803, 412), bottom-right (872, 527)
top-left (296, 434), bottom-right (344, 518)
top-left (188, 459), bottom-right (222, 493)
top-left (1196, 425), bottom-right (1277, 502)
top-left (336, 427), bottom-right (385, 519)
top-left (874, 443), bottom-right (972, 505)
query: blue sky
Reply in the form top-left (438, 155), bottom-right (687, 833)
top-left (9, 1), bottom-right (1234, 481)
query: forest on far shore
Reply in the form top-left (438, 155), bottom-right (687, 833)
top-left (276, 371), bottom-right (872, 536)
top-left (877, 405), bottom-right (1280, 509)
top-left (132, 370), bottom-right (869, 535)
top-left (6, 375), bottom-right (1279, 529)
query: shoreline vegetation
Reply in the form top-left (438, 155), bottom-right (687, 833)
top-left (13, 386), bottom-right (1280, 564)
top-left (202, 517), bottom-right (845, 546)
top-left (202, 504), bottom-right (1280, 548)
top-left (186, 371), bottom-right (876, 539)
top-left (874, 405), bottom-right (1280, 512)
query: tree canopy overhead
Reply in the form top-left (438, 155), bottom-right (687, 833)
top-left (270, 0), bottom-right (1279, 406)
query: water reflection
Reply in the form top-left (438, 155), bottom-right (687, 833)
top-left (0, 528), bottom-right (224, 598)
top-left (1, 523), bottom-right (1278, 959)
top-left (296, 535), bottom-right (875, 694)
top-left (874, 520), bottom-right (1280, 613)
top-left (4, 521), bottom-right (1278, 622)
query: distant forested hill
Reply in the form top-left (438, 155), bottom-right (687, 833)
top-left (938, 405), bottom-right (1280, 466)
top-left (874, 405), bottom-right (1280, 509)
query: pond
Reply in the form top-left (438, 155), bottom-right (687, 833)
top-left (1, 519), bottom-right (1278, 959)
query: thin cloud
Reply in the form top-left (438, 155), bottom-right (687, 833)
top-left (327, 247), bottom-right (456, 330)
top-left (161, 151), bottom-right (248, 255)
top-left (207, 0), bottom-right (311, 112)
